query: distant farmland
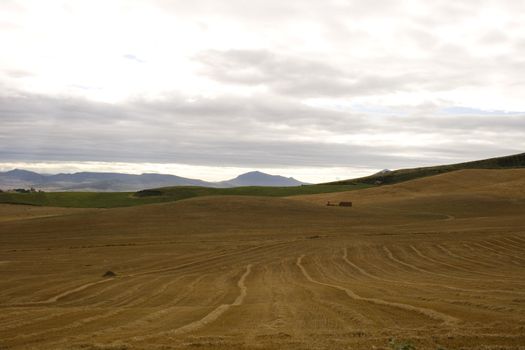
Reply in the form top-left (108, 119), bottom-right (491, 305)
top-left (0, 183), bottom-right (371, 208)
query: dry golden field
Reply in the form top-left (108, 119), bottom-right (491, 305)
top-left (1, 169), bottom-right (525, 350)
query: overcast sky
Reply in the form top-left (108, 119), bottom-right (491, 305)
top-left (1, 0), bottom-right (524, 182)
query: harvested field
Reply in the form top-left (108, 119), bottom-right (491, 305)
top-left (1, 169), bottom-right (524, 350)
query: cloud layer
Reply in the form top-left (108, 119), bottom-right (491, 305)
top-left (0, 0), bottom-right (524, 181)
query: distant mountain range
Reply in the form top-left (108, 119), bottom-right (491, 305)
top-left (0, 169), bottom-right (307, 192)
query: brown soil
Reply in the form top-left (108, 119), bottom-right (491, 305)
top-left (0, 169), bottom-right (524, 350)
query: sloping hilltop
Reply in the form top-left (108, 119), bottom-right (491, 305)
top-left (0, 169), bottom-right (524, 350)
top-left (328, 152), bottom-right (525, 186)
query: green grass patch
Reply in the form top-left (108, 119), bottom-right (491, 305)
top-left (0, 191), bottom-right (167, 208)
top-left (0, 183), bottom-right (372, 208)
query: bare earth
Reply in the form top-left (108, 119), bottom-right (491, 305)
top-left (0, 169), bottom-right (524, 350)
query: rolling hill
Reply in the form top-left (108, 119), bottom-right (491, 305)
top-left (329, 152), bottom-right (525, 186)
top-left (293, 168), bottom-right (525, 218)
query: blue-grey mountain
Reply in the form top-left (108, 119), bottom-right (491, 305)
top-left (0, 169), bottom-right (307, 192)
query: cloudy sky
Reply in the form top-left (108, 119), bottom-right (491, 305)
top-left (1, 0), bottom-right (525, 182)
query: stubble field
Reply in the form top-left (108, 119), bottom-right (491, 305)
top-left (1, 169), bottom-right (524, 350)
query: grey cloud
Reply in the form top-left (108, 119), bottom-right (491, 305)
top-left (196, 50), bottom-right (422, 98)
top-left (1, 90), bottom-right (524, 171)
top-left (129, 91), bottom-right (368, 131)
top-left (195, 44), bottom-right (525, 98)
top-left (185, 0), bottom-right (525, 98)
top-left (196, 50), bottom-right (340, 85)
top-left (387, 115), bottom-right (525, 137)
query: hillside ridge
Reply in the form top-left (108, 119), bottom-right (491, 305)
top-left (329, 152), bottom-right (525, 186)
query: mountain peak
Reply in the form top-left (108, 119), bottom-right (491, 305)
top-left (2, 169), bottom-right (45, 181)
top-left (236, 171), bottom-right (268, 178)
top-left (221, 171), bottom-right (306, 187)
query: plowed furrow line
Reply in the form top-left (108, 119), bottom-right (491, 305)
top-left (408, 245), bottom-right (520, 282)
top-left (293, 265), bottom-right (373, 328)
top-left (128, 241), bottom-right (287, 277)
top-left (437, 244), bottom-right (500, 269)
top-left (0, 309), bottom-right (79, 334)
top-left (4, 308), bottom-right (128, 345)
top-left (7, 278), bottom-right (115, 307)
top-left (0, 308), bottom-right (40, 326)
top-left (500, 237), bottom-right (525, 248)
top-left (410, 245), bottom-right (475, 271)
top-left (132, 264), bottom-right (252, 342)
top-left (383, 246), bottom-right (505, 283)
top-left (329, 254), bottom-right (375, 281)
top-left (319, 254), bottom-right (395, 301)
top-left (0, 277), bottom-right (64, 301)
top-left (342, 248), bottom-right (522, 296)
top-left (456, 242), bottom-right (515, 267)
top-left (416, 297), bottom-right (525, 316)
top-left (109, 276), bottom-right (166, 307)
top-left (282, 256), bottom-right (375, 330)
top-left (296, 255), bottom-right (457, 325)
top-left (1, 277), bottom-right (101, 304)
top-left (4, 243), bottom-right (284, 308)
top-left (64, 277), bottom-right (147, 307)
top-left (473, 242), bottom-right (525, 265)
top-left (180, 240), bottom-right (302, 274)
top-left (144, 241), bottom-right (288, 278)
top-left (130, 275), bottom-right (188, 307)
top-left (509, 235), bottom-right (525, 244)
top-left (317, 254), bottom-right (508, 322)
top-left (320, 253), bottom-right (521, 320)
top-left (483, 240), bottom-right (525, 259)
top-left (68, 275), bottom-right (210, 343)
top-left (352, 245), bottom-right (412, 277)
top-left (272, 258), bottom-right (315, 336)
top-left (123, 250), bottom-right (224, 272)
top-left (152, 274), bottom-right (208, 307)
top-left (461, 243), bottom-right (476, 252)
top-left (491, 238), bottom-right (525, 251)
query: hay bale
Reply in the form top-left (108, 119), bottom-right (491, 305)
top-left (102, 270), bottom-right (117, 278)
